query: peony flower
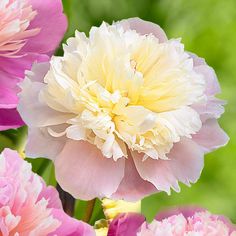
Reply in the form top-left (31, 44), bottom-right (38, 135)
top-left (0, 148), bottom-right (95, 236)
top-left (18, 18), bottom-right (228, 201)
top-left (0, 0), bottom-right (67, 131)
top-left (107, 208), bottom-right (236, 236)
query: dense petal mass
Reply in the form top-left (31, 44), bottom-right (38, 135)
top-left (0, 0), bottom-right (67, 131)
top-left (18, 18), bottom-right (228, 200)
top-left (0, 148), bottom-right (95, 236)
top-left (107, 208), bottom-right (236, 236)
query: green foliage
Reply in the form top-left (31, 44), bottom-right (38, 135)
top-left (1, 0), bottom-right (236, 224)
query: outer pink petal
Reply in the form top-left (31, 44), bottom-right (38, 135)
top-left (112, 156), bottom-right (156, 201)
top-left (194, 64), bottom-right (221, 96)
top-left (132, 139), bottom-right (204, 194)
top-left (17, 63), bottom-right (72, 128)
top-left (55, 140), bottom-right (125, 200)
top-left (0, 109), bottom-right (24, 131)
top-left (192, 119), bottom-right (229, 153)
top-left (189, 52), bottom-right (206, 66)
top-left (50, 209), bottom-right (95, 236)
top-left (191, 53), bottom-right (224, 121)
top-left (193, 97), bottom-right (225, 122)
top-left (25, 128), bottom-right (65, 160)
top-left (25, 0), bottom-right (68, 55)
top-left (108, 213), bottom-right (145, 236)
top-left (119, 17), bottom-right (168, 42)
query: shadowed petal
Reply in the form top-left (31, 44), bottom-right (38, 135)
top-left (108, 213), bottom-right (145, 236)
top-left (55, 140), bottom-right (125, 200)
top-left (192, 119), bottom-right (229, 153)
top-left (112, 155), bottom-right (156, 201)
top-left (0, 109), bottom-right (24, 130)
top-left (132, 139), bottom-right (204, 194)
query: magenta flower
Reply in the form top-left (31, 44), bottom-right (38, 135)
top-left (18, 18), bottom-right (228, 201)
top-left (108, 208), bottom-right (236, 236)
top-left (0, 0), bottom-right (67, 131)
top-left (0, 148), bottom-right (95, 236)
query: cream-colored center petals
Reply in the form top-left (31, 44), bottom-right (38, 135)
top-left (41, 23), bottom-right (205, 160)
top-left (0, 0), bottom-right (39, 58)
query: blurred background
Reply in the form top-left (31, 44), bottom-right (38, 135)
top-left (1, 0), bottom-right (236, 224)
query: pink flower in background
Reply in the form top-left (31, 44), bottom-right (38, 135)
top-left (108, 208), bottom-right (236, 236)
top-left (0, 148), bottom-right (95, 236)
top-left (18, 18), bottom-right (228, 201)
top-left (0, 0), bottom-right (67, 131)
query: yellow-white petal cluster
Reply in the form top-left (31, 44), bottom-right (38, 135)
top-left (40, 22), bottom-right (205, 161)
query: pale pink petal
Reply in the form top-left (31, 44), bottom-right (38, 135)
top-left (55, 140), bottom-right (125, 200)
top-left (17, 63), bottom-right (72, 127)
top-left (194, 64), bottom-right (221, 96)
top-left (190, 53), bottom-right (224, 121)
top-left (192, 119), bottom-right (229, 153)
top-left (50, 209), bottom-right (95, 236)
top-left (132, 139), bottom-right (204, 194)
top-left (119, 17), bottom-right (168, 42)
top-left (112, 156), bottom-right (156, 201)
top-left (193, 97), bottom-right (225, 122)
top-left (108, 213), bottom-right (145, 236)
top-left (25, 0), bottom-right (68, 55)
top-left (25, 128), bottom-right (65, 160)
top-left (189, 52), bottom-right (206, 66)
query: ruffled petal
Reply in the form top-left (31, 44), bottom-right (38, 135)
top-left (119, 17), bottom-right (168, 42)
top-left (18, 63), bottom-right (73, 127)
top-left (194, 64), bottom-right (221, 96)
top-left (55, 140), bottom-right (125, 200)
top-left (191, 53), bottom-right (225, 121)
top-left (132, 139), bottom-right (204, 194)
top-left (192, 119), bottom-right (229, 152)
top-left (112, 156), bottom-right (156, 201)
top-left (25, 128), bottom-right (65, 160)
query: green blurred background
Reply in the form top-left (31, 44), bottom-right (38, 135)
top-left (1, 0), bottom-right (236, 224)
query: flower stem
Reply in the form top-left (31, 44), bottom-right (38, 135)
top-left (83, 199), bottom-right (96, 223)
top-left (56, 184), bottom-right (75, 216)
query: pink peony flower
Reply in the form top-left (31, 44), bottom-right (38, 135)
top-left (0, 0), bottom-right (67, 131)
top-left (108, 208), bottom-right (236, 236)
top-left (0, 148), bottom-right (95, 236)
top-left (18, 18), bottom-right (228, 201)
